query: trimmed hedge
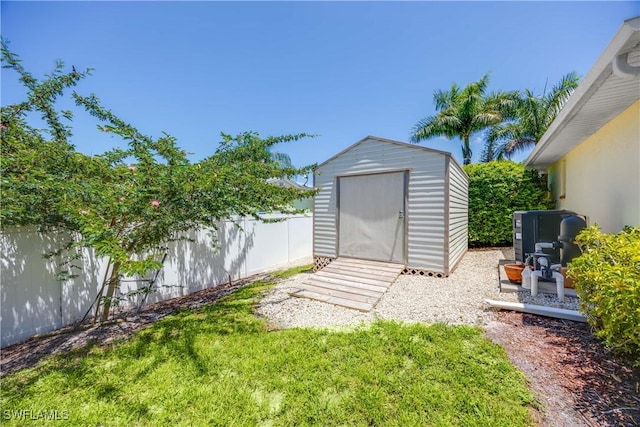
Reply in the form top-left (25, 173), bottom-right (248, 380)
top-left (464, 161), bottom-right (554, 247)
top-left (568, 226), bottom-right (640, 364)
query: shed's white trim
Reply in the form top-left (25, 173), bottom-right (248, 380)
top-left (316, 135), bottom-right (467, 180)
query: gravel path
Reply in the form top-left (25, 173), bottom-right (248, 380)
top-left (256, 249), bottom-right (581, 329)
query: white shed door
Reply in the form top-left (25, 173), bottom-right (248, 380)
top-left (338, 171), bottom-right (406, 263)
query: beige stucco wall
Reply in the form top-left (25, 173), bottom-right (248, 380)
top-left (549, 100), bottom-right (640, 233)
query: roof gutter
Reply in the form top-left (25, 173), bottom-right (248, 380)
top-left (613, 51), bottom-right (640, 77)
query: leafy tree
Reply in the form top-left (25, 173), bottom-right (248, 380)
top-left (485, 72), bottom-right (580, 159)
top-left (1, 41), bottom-right (316, 321)
top-left (411, 73), bottom-right (517, 165)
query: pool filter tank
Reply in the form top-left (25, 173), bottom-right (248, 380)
top-left (558, 214), bottom-right (588, 266)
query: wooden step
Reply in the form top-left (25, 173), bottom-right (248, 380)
top-left (314, 271), bottom-right (393, 289)
top-left (323, 263), bottom-right (398, 278)
top-left (290, 289), bottom-right (374, 312)
top-left (302, 277), bottom-right (384, 298)
top-left (332, 258), bottom-right (404, 272)
top-left (289, 258), bottom-right (404, 312)
top-left (297, 282), bottom-right (381, 304)
top-left (311, 272), bottom-right (388, 293)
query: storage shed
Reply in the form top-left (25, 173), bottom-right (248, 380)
top-left (313, 136), bottom-right (468, 277)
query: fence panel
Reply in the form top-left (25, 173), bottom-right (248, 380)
top-left (1, 214), bottom-right (312, 347)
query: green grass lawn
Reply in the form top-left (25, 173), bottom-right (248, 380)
top-left (1, 266), bottom-right (535, 426)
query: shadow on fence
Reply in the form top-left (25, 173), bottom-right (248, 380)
top-left (1, 215), bottom-right (311, 347)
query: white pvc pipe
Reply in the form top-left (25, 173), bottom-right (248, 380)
top-left (531, 269), bottom-right (565, 301)
top-left (553, 271), bottom-right (565, 301)
top-left (484, 299), bottom-right (586, 322)
top-left (531, 270), bottom-right (540, 296)
top-left (521, 267), bottom-right (531, 289)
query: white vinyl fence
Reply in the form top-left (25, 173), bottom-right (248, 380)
top-left (1, 214), bottom-right (312, 347)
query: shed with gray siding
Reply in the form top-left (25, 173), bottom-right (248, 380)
top-left (313, 136), bottom-right (468, 277)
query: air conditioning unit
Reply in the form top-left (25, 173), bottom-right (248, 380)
top-left (513, 210), bottom-right (577, 265)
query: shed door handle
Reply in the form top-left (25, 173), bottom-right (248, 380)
top-left (398, 210), bottom-right (404, 219)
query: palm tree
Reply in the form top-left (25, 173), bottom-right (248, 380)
top-left (267, 148), bottom-right (293, 168)
top-left (486, 72), bottom-right (580, 159)
top-left (411, 74), bottom-right (517, 165)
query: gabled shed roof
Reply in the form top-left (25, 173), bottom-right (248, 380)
top-left (525, 16), bottom-right (640, 170)
top-left (315, 135), bottom-right (463, 171)
top-left (266, 177), bottom-right (312, 190)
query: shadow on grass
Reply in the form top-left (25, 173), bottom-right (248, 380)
top-left (1, 264), bottom-right (317, 388)
top-left (0, 281), bottom-right (255, 390)
top-left (2, 286), bottom-right (536, 426)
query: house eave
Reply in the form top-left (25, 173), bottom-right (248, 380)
top-left (525, 16), bottom-right (640, 170)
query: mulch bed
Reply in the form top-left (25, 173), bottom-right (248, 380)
top-left (1, 277), bottom-right (638, 426)
top-left (486, 311), bottom-right (639, 427)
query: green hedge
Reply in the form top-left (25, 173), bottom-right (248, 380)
top-left (568, 226), bottom-right (640, 364)
top-left (463, 161), bottom-right (554, 247)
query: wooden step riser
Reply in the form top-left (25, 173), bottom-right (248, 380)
top-left (323, 264), bottom-right (401, 279)
top-left (315, 271), bottom-right (394, 289)
top-left (290, 289), bottom-right (373, 312)
top-left (302, 278), bottom-right (384, 299)
top-left (335, 257), bottom-right (404, 269)
top-left (330, 259), bottom-right (403, 273)
top-left (297, 283), bottom-right (380, 304)
top-left (307, 275), bottom-right (387, 294)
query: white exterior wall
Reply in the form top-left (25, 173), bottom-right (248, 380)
top-left (1, 214), bottom-right (312, 347)
top-left (314, 138), bottom-right (453, 273)
top-left (447, 158), bottom-right (469, 272)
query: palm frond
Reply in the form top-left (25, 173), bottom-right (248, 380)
top-left (472, 112), bottom-right (502, 128)
top-left (544, 72), bottom-right (580, 123)
top-left (486, 90), bottom-right (519, 119)
top-left (411, 113), bottom-right (462, 142)
top-left (433, 86), bottom-right (457, 111)
top-left (475, 73), bottom-right (491, 93)
top-left (487, 122), bottom-right (519, 144)
top-left (504, 137), bottom-right (538, 156)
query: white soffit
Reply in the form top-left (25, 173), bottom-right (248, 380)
top-left (526, 17), bottom-right (640, 170)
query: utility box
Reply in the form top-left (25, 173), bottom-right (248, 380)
top-left (513, 210), bottom-right (577, 264)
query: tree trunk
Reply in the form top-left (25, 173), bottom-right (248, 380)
top-left (462, 135), bottom-right (472, 165)
top-left (100, 261), bottom-right (122, 322)
top-left (87, 258), bottom-right (112, 324)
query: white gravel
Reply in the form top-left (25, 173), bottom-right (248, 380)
top-left (256, 249), bottom-right (581, 329)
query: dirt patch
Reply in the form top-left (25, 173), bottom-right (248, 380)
top-left (485, 311), bottom-right (639, 427)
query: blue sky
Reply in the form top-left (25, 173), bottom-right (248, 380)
top-left (2, 1), bottom-right (638, 172)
